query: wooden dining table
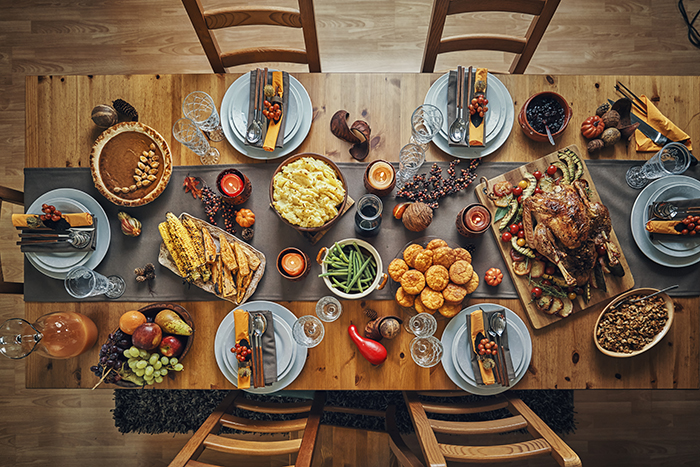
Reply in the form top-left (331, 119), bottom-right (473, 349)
top-left (24, 73), bottom-right (699, 390)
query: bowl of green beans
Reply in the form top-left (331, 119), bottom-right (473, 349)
top-left (316, 238), bottom-right (388, 299)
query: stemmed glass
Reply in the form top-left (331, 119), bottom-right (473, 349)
top-left (625, 142), bottom-right (691, 189)
top-left (172, 118), bottom-right (221, 165)
top-left (410, 104), bottom-right (443, 149)
top-left (408, 313), bottom-right (437, 337)
top-left (292, 315), bottom-right (325, 348)
top-left (410, 335), bottom-right (443, 368)
top-left (316, 296), bottom-right (343, 323)
top-left (182, 91), bottom-right (225, 142)
top-left (64, 266), bottom-right (125, 299)
top-left (395, 143), bottom-right (425, 188)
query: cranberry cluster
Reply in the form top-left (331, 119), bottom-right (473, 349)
top-left (675, 215), bottom-right (700, 235)
top-left (395, 159), bottom-right (480, 209)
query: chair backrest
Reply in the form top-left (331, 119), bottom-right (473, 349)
top-left (403, 391), bottom-right (581, 467)
top-left (168, 390), bottom-right (325, 467)
top-left (421, 0), bottom-right (560, 73)
top-left (181, 0), bottom-right (321, 73)
top-left (0, 186), bottom-right (24, 295)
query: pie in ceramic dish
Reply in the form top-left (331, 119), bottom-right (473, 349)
top-left (90, 122), bottom-right (172, 207)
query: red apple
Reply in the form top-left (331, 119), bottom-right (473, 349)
top-left (159, 335), bottom-right (184, 357)
top-left (132, 323), bottom-right (162, 350)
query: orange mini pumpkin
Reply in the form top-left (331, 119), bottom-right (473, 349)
top-left (235, 209), bottom-right (255, 228)
top-left (580, 115), bottom-right (605, 139)
top-left (484, 267), bottom-right (503, 286)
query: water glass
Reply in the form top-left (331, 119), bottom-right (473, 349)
top-left (396, 143), bottom-right (425, 188)
top-left (182, 91), bottom-right (225, 142)
top-left (408, 313), bottom-right (437, 337)
top-left (354, 194), bottom-right (383, 237)
top-left (410, 336), bottom-right (443, 368)
top-left (410, 104), bottom-right (443, 147)
top-left (64, 266), bottom-right (125, 299)
top-left (316, 296), bottom-right (343, 322)
top-left (172, 118), bottom-right (221, 165)
top-left (625, 142), bottom-right (692, 189)
top-left (292, 315), bottom-right (325, 348)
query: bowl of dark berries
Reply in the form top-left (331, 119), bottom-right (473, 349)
top-left (518, 92), bottom-right (572, 143)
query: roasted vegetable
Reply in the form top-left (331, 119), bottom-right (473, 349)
top-left (163, 212), bottom-right (203, 282)
top-left (159, 222), bottom-right (199, 282)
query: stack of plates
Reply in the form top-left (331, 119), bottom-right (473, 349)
top-left (214, 300), bottom-right (307, 394)
top-left (220, 72), bottom-right (313, 160)
top-left (424, 71), bottom-right (515, 159)
top-left (441, 303), bottom-right (532, 395)
top-left (630, 175), bottom-right (700, 267)
top-left (25, 188), bottom-right (110, 280)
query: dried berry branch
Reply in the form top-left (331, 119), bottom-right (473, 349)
top-left (395, 159), bottom-right (480, 209)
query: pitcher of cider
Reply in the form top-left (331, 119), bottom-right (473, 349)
top-left (0, 311), bottom-right (97, 359)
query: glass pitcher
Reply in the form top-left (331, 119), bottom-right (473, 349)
top-left (0, 311), bottom-right (98, 359)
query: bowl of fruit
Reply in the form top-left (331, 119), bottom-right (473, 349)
top-left (91, 303), bottom-right (194, 388)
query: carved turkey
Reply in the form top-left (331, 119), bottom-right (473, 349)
top-left (523, 179), bottom-right (620, 286)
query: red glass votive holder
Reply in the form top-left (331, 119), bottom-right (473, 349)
top-left (216, 168), bottom-right (252, 205)
top-left (456, 203), bottom-right (492, 237)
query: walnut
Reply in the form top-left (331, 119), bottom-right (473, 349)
top-left (587, 139), bottom-right (605, 155)
top-left (601, 110), bottom-right (621, 129)
top-left (402, 202), bottom-right (433, 232)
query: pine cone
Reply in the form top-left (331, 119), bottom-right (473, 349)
top-left (364, 308), bottom-right (378, 320)
top-left (144, 263), bottom-right (155, 274)
top-left (136, 275), bottom-right (147, 282)
top-left (134, 267), bottom-right (146, 276)
top-left (242, 228), bottom-right (254, 241)
top-left (113, 99), bottom-right (139, 121)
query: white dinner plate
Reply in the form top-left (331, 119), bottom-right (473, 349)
top-left (424, 71), bottom-right (514, 159)
top-left (646, 183), bottom-right (700, 256)
top-left (220, 73), bottom-right (313, 160)
top-left (25, 188), bottom-right (111, 280)
top-left (214, 300), bottom-right (307, 394)
top-left (441, 303), bottom-right (531, 395)
top-left (630, 175), bottom-right (700, 268)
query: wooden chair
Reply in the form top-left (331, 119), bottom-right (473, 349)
top-left (403, 391), bottom-right (581, 467)
top-left (0, 185), bottom-right (24, 294)
top-left (421, 0), bottom-right (560, 73)
top-left (168, 390), bottom-right (325, 467)
top-left (181, 0), bottom-right (321, 73)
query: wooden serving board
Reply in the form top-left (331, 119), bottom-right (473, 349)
top-left (475, 144), bottom-right (635, 329)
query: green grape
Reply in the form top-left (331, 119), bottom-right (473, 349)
top-left (161, 356), bottom-right (169, 365)
top-left (169, 358), bottom-right (178, 366)
top-left (145, 366), bottom-right (154, 376)
top-left (129, 346), bottom-right (140, 358)
top-left (128, 361), bottom-right (138, 369)
top-left (122, 349), bottom-right (131, 358)
top-left (155, 376), bottom-right (163, 384)
top-left (146, 378), bottom-right (155, 385)
top-left (154, 361), bottom-right (162, 370)
top-left (173, 363), bottom-right (184, 372)
top-left (135, 368), bottom-right (145, 377)
top-left (139, 349), bottom-right (148, 358)
top-left (160, 368), bottom-right (168, 376)
top-left (127, 357), bottom-right (137, 364)
top-left (136, 360), bottom-right (148, 369)
top-left (143, 373), bottom-right (154, 381)
top-left (149, 354), bottom-right (159, 365)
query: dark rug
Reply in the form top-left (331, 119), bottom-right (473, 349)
top-left (113, 389), bottom-right (575, 435)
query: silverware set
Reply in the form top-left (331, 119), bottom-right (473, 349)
top-left (448, 66), bottom-right (472, 145)
top-left (251, 312), bottom-right (267, 388)
top-left (487, 311), bottom-right (509, 387)
top-left (17, 229), bottom-right (92, 249)
top-left (245, 67), bottom-right (267, 145)
top-left (648, 198), bottom-right (700, 220)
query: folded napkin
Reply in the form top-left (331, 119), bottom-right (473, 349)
top-left (233, 309), bottom-right (251, 389)
top-left (468, 309), bottom-right (494, 385)
top-left (263, 71), bottom-right (285, 152)
top-left (636, 95), bottom-right (693, 152)
top-left (12, 212), bottom-right (93, 228)
top-left (246, 69), bottom-right (289, 150)
top-left (465, 309), bottom-right (515, 386)
top-left (19, 218), bottom-right (97, 253)
top-left (447, 68), bottom-right (468, 147)
top-left (248, 310), bottom-right (278, 387)
top-left (467, 68), bottom-right (488, 147)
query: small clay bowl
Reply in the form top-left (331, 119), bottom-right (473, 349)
top-left (518, 92), bottom-right (572, 143)
top-left (277, 247), bottom-right (310, 281)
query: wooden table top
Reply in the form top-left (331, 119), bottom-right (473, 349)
top-left (24, 73), bottom-right (699, 390)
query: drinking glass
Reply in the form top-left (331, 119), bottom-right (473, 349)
top-left (292, 315), bottom-right (325, 348)
top-left (410, 104), bottom-right (443, 148)
top-left (408, 313), bottom-right (437, 337)
top-left (625, 142), bottom-right (691, 189)
top-left (354, 194), bottom-right (383, 237)
top-left (182, 91), bottom-right (225, 142)
top-left (410, 336), bottom-right (443, 368)
top-left (64, 266), bottom-right (125, 299)
top-left (395, 143), bottom-right (425, 188)
top-left (172, 118), bottom-right (221, 165)
top-left (315, 296), bottom-right (343, 322)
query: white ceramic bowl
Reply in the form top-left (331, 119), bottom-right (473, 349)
top-left (594, 288), bottom-right (674, 358)
top-left (317, 238), bottom-right (387, 300)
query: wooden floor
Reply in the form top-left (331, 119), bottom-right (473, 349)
top-left (2, 0), bottom-right (700, 465)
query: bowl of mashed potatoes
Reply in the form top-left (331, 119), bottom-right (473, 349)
top-left (269, 153), bottom-right (348, 233)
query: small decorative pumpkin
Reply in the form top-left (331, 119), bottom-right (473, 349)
top-left (235, 209), bottom-right (255, 228)
top-left (484, 267), bottom-right (503, 286)
top-left (580, 115), bottom-right (605, 139)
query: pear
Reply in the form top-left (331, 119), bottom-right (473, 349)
top-left (154, 309), bottom-right (193, 336)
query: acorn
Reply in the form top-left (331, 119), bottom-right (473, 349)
top-left (91, 105), bottom-right (118, 128)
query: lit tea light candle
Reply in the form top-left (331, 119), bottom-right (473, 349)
top-left (281, 251), bottom-right (305, 277)
top-left (368, 161), bottom-right (395, 190)
top-left (220, 173), bottom-right (244, 197)
top-left (464, 204), bottom-right (491, 233)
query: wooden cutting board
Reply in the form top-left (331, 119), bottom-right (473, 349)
top-left (475, 144), bottom-right (635, 329)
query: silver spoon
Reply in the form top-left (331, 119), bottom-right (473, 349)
top-left (489, 312), bottom-right (509, 386)
top-left (610, 285), bottom-right (679, 310)
top-left (245, 70), bottom-right (263, 145)
top-left (252, 313), bottom-right (267, 387)
top-left (543, 119), bottom-right (555, 145)
top-left (449, 66), bottom-right (468, 144)
top-left (18, 230), bottom-right (91, 249)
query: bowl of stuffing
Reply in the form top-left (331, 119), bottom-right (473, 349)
top-left (269, 153), bottom-right (348, 233)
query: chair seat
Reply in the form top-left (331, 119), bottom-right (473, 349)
top-left (430, 415), bottom-right (528, 435)
top-left (220, 413), bottom-right (308, 433)
top-left (233, 398), bottom-right (313, 414)
top-left (439, 438), bottom-right (553, 462)
top-left (421, 398), bottom-right (509, 415)
top-left (204, 433), bottom-right (302, 456)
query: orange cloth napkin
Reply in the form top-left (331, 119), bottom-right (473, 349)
top-left (635, 95), bottom-right (692, 152)
top-left (470, 309), bottom-right (495, 385)
top-left (468, 68), bottom-right (488, 147)
top-left (263, 71), bottom-right (284, 152)
top-left (233, 309), bottom-right (251, 389)
top-left (12, 212), bottom-right (93, 228)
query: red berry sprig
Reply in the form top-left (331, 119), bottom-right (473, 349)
top-left (262, 100), bottom-right (281, 122)
top-left (468, 95), bottom-right (489, 117)
top-left (40, 203), bottom-right (62, 222)
top-left (478, 338), bottom-right (498, 357)
top-left (231, 343), bottom-right (251, 362)
top-left (676, 215), bottom-right (700, 235)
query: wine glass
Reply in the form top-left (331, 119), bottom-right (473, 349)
top-left (315, 296), bottom-right (343, 322)
top-left (410, 104), bottom-right (443, 148)
top-left (64, 266), bottom-right (125, 299)
top-left (182, 91), bottom-right (225, 142)
top-left (395, 143), bottom-right (425, 188)
top-left (292, 315), bottom-right (325, 348)
top-left (625, 142), bottom-right (691, 189)
top-left (410, 336), bottom-right (443, 368)
top-left (408, 313), bottom-right (437, 337)
top-left (172, 118), bottom-right (221, 165)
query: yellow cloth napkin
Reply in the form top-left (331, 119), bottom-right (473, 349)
top-left (12, 212), bottom-right (93, 228)
top-left (636, 95), bottom-right (692, 152)
top-left (233, 309), bottom-right (251, 389)
top-left (263, 71), bottom-right (284, 152)
top-left (470, 309), bottom-right (495, 385)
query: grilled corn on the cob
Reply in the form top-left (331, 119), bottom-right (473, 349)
top-left (163, 212), bottom-right (203, 282)
top-left (182, 216), bottom-right (211, 282)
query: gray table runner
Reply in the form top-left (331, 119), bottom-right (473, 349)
top-left (23, 161), bottom-right (700, 302)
